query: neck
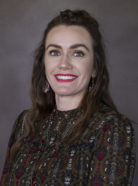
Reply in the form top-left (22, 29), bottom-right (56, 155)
top-left (55, 94), bottom-right (83, 111)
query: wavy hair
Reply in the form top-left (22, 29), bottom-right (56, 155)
top-left (11, 9), bottom-right (117, 159)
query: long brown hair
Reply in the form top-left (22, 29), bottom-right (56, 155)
top-left (11, 9), bottom-right (117, 159)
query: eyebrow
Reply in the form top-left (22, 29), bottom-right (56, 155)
top-left (46, 44), bottom-right (90, 52)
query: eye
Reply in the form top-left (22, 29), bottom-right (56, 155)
top-left (73, 50), bottom-right (85, 57)
top-left (49, 50), bottom-right (60, 56)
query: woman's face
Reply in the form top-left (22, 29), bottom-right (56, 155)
top-left (44, 25), bottom-right (96, 100)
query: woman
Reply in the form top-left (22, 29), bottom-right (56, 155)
top-left (0, 9), bottom-right (135, 186)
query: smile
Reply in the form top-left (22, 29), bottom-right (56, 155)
top-left (55, 74), bottom-right (78, 82)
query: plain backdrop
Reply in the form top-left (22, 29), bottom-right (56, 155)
top-left (0, 0), bottom-right (138, 185)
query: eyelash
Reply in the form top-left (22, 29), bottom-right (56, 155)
top-left (48, 49), bottom-right (85, 57)
top-left (49, 50), bottom-right (60, 56)
top-left (73, 50), bottom-right (85, 57)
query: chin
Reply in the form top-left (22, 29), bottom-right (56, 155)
top-left (54, 89), bottom-right (75, 97)
top-left (55, 92), bottom-right (72, 96)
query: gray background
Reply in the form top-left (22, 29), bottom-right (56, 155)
top-left (0, 0), bottom-right (138, 185)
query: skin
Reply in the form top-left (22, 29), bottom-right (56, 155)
top-left (44, 25), bottom-right (96, 111)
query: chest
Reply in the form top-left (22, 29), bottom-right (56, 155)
top-left (10, 129), bottom-right (97, 185)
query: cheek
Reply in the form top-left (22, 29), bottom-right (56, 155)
top-left (45, 62), bottom-right (56, 81)
top-left (44, 58), bottom-right (52, 72)
top-left (79, 62), bottom-right (94, 77)
top-left (44, 56), bottom-right (58, 70)
top-left (44, 61), bottom-right (50, 78)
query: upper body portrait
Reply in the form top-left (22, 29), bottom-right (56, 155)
top-left (0, 9), bottom-right (135, 186)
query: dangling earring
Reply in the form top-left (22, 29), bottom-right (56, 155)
top-left (43, 82), bottom-right (50, 93)
top-left (89, 78), bottom-right (94, 92)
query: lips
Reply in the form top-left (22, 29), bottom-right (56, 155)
top-left (55, 74), bottom-right (78, 82)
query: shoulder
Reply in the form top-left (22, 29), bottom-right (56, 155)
top-left (91, 109), bottom-right (134, 131)
top-left (9, 110), bottom-right (29, 143)
top-left (12, 110), bottom-right (28, 130)
top-left (82, 110), bottom-right (135, 145)
top-left (102, 112), bottom-right (134, 133)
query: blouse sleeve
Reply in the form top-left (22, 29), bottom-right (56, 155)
top-left (88, 114), bottom-right (136, 186)
top-left (0, 110), bottom-right (27, 184)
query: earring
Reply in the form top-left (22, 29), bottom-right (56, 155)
top-left (89, 78), bottom-right (94, 92)
top-left (43, 82), bottom-right (50, 93)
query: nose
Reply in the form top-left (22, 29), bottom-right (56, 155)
top-left (58, 54), bottom-right (72, 70)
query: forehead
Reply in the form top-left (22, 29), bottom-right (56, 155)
top-left (45, 25), bottom-right (93, 48)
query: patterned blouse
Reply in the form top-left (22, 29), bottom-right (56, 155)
top-left (0, 107), bottom-right (136, 186)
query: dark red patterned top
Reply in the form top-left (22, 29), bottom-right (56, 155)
top-left (0, 107), bottom-right (136, 186)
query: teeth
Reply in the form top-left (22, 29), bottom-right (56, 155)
top-left (56, 75), bottom-right (76, 80)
